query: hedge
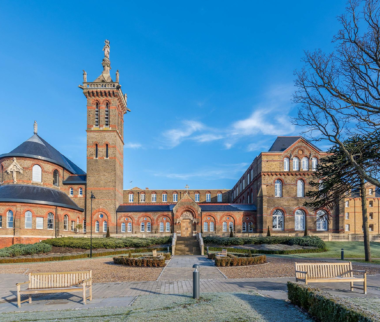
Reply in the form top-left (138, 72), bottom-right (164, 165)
top-left (42, 236), bottom-right (172, 249)
top-left (113, 256), bottom-right (166, 267)
top-left (287, 282), bottom-right (378, 322)
top-left (0, 243), bottom-right (52, 257)
top-left (203, 236), bottom-right (326, 250)
top-left (207, 246), bottom-right (325, 255)
top-left (0, 247), bottom-right (168, 264)
top-left (215, 255), bottom-right (266, 267)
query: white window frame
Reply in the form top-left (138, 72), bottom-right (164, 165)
top-left (345, 212), bottom-right (349, 219)
top-left (160, 222), bottom-right (164, 232)
top-left (345, 224), bottom-right (350, 232)
top-left (140, 194), bottom-right (145, 202)
top-left (222, 222), bottom-right (227, 232)
top-left (48, 213), bottom-right (54, 230)
top-left (293, 157), bottom-right (300, 171)
top-left (121, 222), bottom-right (126, 233)
top-left (210, 221), bottom-right (214, 232)
top-left (152, 194), bottom-right (156, 202)
top-left (275, 180), bottom-right (282, 197)
top-left (195, 193), bottom-right (200, 202)
top-left (345, 200), bottom-right (349, 207)
top-left (147, 222), bottom-right (151, 232)
top-left (95, 221), bottom-right (99, 232)
top-left (79, 188), bottom-right (83, 196)
top-left (71, 220), bottom-right (75, 231)
top-left (302, 157), bottom-right (309, 171)
top-left (217, 193), bottom-right (222, 202)
top-left (32, 165), bottom-right (42, 183)
top-left (162, 194), bottom-right (167, 202)
top-left (36, 217), bottom-right (43, 230)
top-left (64, 215), bottom-right (68, 231)
top-left (229, 222), bottom-right (234, 232)
top-left (242, 222), bottom-right (247, 232)
top-left (203, 222), bottom-right (208, 232)
top-left (25, 211), bottom-right (32, 229)
top-left (206, 193), bottom-right (211, 202)
top-left (369, 201), bottom-right (373, 207)
top-left (129, 194), bottom-right (134, 203)
top-left (295, 210), bottom-right (305, 231)
top-left (297, 180), bottom-right (305, 197)
top-left (70, 188), bottom-right (73, 196)
top-left (272, 209), bottom-right (284, 230)
top-left (284, 158), bottom-right (290, 171)
top-left (166, 222), bottom-right (170, 232)
top-left (369, 188), bottom-right (373, 195)
top-left (312, 157), bottom-right (318, 171)
top-left (127, 222), bottom-right (132, 232)
top-left (173, 193), bottom-right (178, 202)
top-left (248, 222), bottom-right (253, 232)
top-left (103, 221), bottom-right (107, 232)
top-left (316, 210), bottom-right (328, 231)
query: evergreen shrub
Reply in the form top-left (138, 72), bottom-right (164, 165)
top-left (0, 243), bottom-right (52, 257)
top-left (113, 256), bottom-right (166, 267)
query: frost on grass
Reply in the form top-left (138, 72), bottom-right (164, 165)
top-left (0, 292), bottom-right (312, 322)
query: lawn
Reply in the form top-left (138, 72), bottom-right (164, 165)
top-left (0, 292), bottom-right (312, 322)
top-left (287, 241), bottom-right (380, 259)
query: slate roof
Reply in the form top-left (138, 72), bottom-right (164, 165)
top-left (0, 134), bottom-right (85, 175)
top-left (268, 136), bottom-right (302, 152)
top-left (63, 175), bottom-right (87, 185)
top-left (0, 184), bottom-right (83, 211)
top-left (117, 203), bottom-right (256, 213)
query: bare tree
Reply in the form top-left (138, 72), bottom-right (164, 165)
top-left (294, 0), bottom-right (380, 187)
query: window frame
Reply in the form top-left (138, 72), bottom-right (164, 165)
top-left (127, 222), bottom-right (132, 232)
top-left (203, 221), bottom-right (208, 232)
top-left (32, 165), bottom-right (42, 183)
top-left (121, 222), bottom-right (126, 233)
top-left (206, 193), bottom-right (211, 202)
top-left (166, 222), bottom-right (170, 232)
top-left (301, 157), bottom-right (309, 171)
top-left (64, 215), bottom-right (68, 231)
top-left (275, 179), bottom-right (282, 197)
top-left (293, 157), bottom-right (300, 171)
top-left (295, 209), bottom-right (305, 231)
top-left (312, 157), bottom-right (318, 171)
top-left (316, 210), bottom-right (328, 231)
top-left (160, 222), bottom-right (164, 232)
top-left (210, 221), bottom-right (214, 232)
top-left (217, 193), bottom-right (222, 202)
top-left (297, 180), bottom-right (305, 197)
top-left (7, 210), bottom-right (14, 228)
top-left (53, 169), bottom-right (59, 187)
top-left (25, 211), bottom-right (33, 229)
top-left (152, 194), bottom-right (156, 202)
top-left (95, 221), bottom-right (99, 233)
top-left (222, 222), bottom-right (227, 232)
top-left (79, 188), bottom-right (83, 197)
top-left (195, 193), bottom-right (200, 202)
top-left (272, 209), bottom-right (284, 231)
top-left (129, 193), bottom-right (134, 203)
top-left (284, 158), bottom-right (290, 171)
top-left (147, 222), bottom-right (151, 232)
top-left (36, 217), bottom-right (44, 230)
top-left (162, 194), bottom-right (167, 202)
top-left (103, 221), bottom-right (107, 233)
top-left (173, 193), bottom-right (178, 202)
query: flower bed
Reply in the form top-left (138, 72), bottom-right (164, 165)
top-left (204, 236), bottom-right (326, 250)
top-left (287, 282), bottom-right (378, 321)
top-left (113, 256), bottom-right (166, 267)
top-left (214, 254), bottom-right (266, 267)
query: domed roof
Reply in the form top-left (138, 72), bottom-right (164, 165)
top-left (0, 134), bottom-right (85, 175)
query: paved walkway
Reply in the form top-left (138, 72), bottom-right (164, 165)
top-left (1, 255), bottom-right (380, 313)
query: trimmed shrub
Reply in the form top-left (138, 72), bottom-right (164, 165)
top-left (106, 227), bottom-right (110, 238)
top-left (208, 246), bottom-right (325, 255)
top-left (113, 256), bottom-right (166, 267)
top-left (0, 243), bottom-right (52, 257)
top-left (215, 255), bottom-right (266, 267)
top-left (287, 282), bottom-right (377, 321)
top-left (267, 226), bottom-right (271, 237)
top-left (42, 236), bottom-right (172, 249)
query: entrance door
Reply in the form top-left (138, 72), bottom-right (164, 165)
top-left (181, 219), bottom-right (193, 237)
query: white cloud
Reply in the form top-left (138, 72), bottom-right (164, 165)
top-left (162, 120), bottom-right (204, 148)
top-left (192, 134), bottom-right (224, 143)
top-left (125, 143), bottom-right (142, 149)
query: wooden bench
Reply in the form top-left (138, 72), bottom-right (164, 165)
top-left (152, 250), bottom-right (163, 257)
top-left (16, 271), bottom-right (92, 308)
top-left (216, 249), bottom-right (227, 257)
top-left (295, 262), bottom-right (367, 294)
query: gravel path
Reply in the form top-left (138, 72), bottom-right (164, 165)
top-left (0, 257), bottom-right (163, 283)
top-left (219, 257), bottom-right (380, 279)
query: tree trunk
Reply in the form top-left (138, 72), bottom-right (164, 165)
top-left (360, 178), bottom-right (371, 262)
top-left (304, 214), bottom-right (308, 237)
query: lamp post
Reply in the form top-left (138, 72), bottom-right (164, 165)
top-left (90, 192), bottom-right (96, 258)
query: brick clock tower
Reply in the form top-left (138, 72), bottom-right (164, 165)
top-left (79, 40), bottom-right (129, 234)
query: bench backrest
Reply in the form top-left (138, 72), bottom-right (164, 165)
top-left (152, 250), bottom-right (157, 257)
top-left (28, 271), bottom-right (92, 289)
top-left (222, 249), bottom-right (227, 255)
top-left (295, 262), bottom-right (352, 279)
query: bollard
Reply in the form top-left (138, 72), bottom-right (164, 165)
top-left (167, 246), bottom-right (170, 253)
top-left (207, 246), bottom-right (209, 254)
top-left (193, 264), bottom-right (200, 299)
top-left (341, 248), bottom-right (344, 260)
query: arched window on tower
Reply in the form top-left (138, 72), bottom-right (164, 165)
top-left (105, 103), bottom-right (110, 127)
top-left (297, 180), bottom-right (305, 197)
top-left (95, 102), bottom-right (99, 126)
top-left (32, 165), bottom-right (42, 182)
top-left (64, 215), bottom-right (68, 231)
top-left (53, 170), bottom-right (59, 186)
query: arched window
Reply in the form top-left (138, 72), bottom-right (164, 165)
top-left (160, 222), bottom-right (164, 232)
top-left (95, 144), bottom-right (98, 159)
top-left (302, 157), bottom-right (309, 171)
top-left (210, 222), bottom-right (214, 232)
top-left (273, 209), bottom-right (284, 230)
top-left (295, 209), bottom-right (305, 231)
top-left (121, 222), bottom-right (126, 233)
top-left (152, 194), bottom-right (156, 202)
top-left (293, 157), bottom-right (300, 171)
top-left (127, 222), bottom-right (132, 232)
top-left (223, 222), bottom-right (227, 232)
top-left (275, 180), bottom-right (282, 197)
top-left (64, 215), bottom-right (68, 231)
top-left (242, 222), bottom-right (247, 232)
top-left (129, 193), bottom-right (134, 203)
top-left (369, 188), bottom-right (373, 195)
top-left (248, 222), bottom-right (253, 232)
top-left (203, 222), bottom-right (208, 232)
top-left (70, 188), bottom-right (73, 196)
top-left (147, 222), bottom-right (151, 232)
top-left (95, 102), bottom-right (99, 126)
top-left (48, 213), bottom-right (54, 230)
top-left (316, 210), bottom-right (328, 231)
top-left (162, 194), bottom-right (167, 202)
top-left (312, 158), bottom-right (318, 171)
top-left (297, 180), bottom-right (305, 197)
top-left (7, 210), bottom-right (14, 228)
top-left (217, 193), bottom-right (222, 202)
top-left (173, 193), bottom-right (178, 202)
top-left (103, 221), bottom-right (107, 232)
top-left (166, 222), bottom-right (170, 232)
top-left (79, 188), bottom-right (83, 196)
top-left (206, 193), bottom-right (211, 202)
top-left (53, 170), bottom-right (59, 186)
top-left (369, 201), bottom-right (373, 207)
top-left (284, 158), bottom-right (290, 171)
top-left (229, 222), bottom-right (234, 232)
top-left (105, 103), bottom-right (110, 127)
top-left (195, 193), bottom-right (200, 202)
top-left (25, 211), bottom-right (32, 229)
top-left (32, 165), bottom-right (42, 182)
top-left (95, 221), bottom-right (99, 232)
top-left (106, 144), bottom-right (109, 158)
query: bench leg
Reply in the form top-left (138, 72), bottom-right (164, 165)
top-left (83, 283), bottom-right (87, 305)
top-left (29, 295), bottom-right (32, 304)
top-left (17, 286), bottom-right (21, 308)
top-left (364, 274), bottom-right (367, 294)
top-left (350, 282), bottom-right (354, 292)
top-left (90, 284), bottom-right (93, 301)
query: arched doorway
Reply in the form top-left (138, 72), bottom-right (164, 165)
top-left (180, 211), bottom-right (194, 237)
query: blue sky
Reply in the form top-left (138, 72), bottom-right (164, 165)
top-left (0, 0), bottom-right (346, 190)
